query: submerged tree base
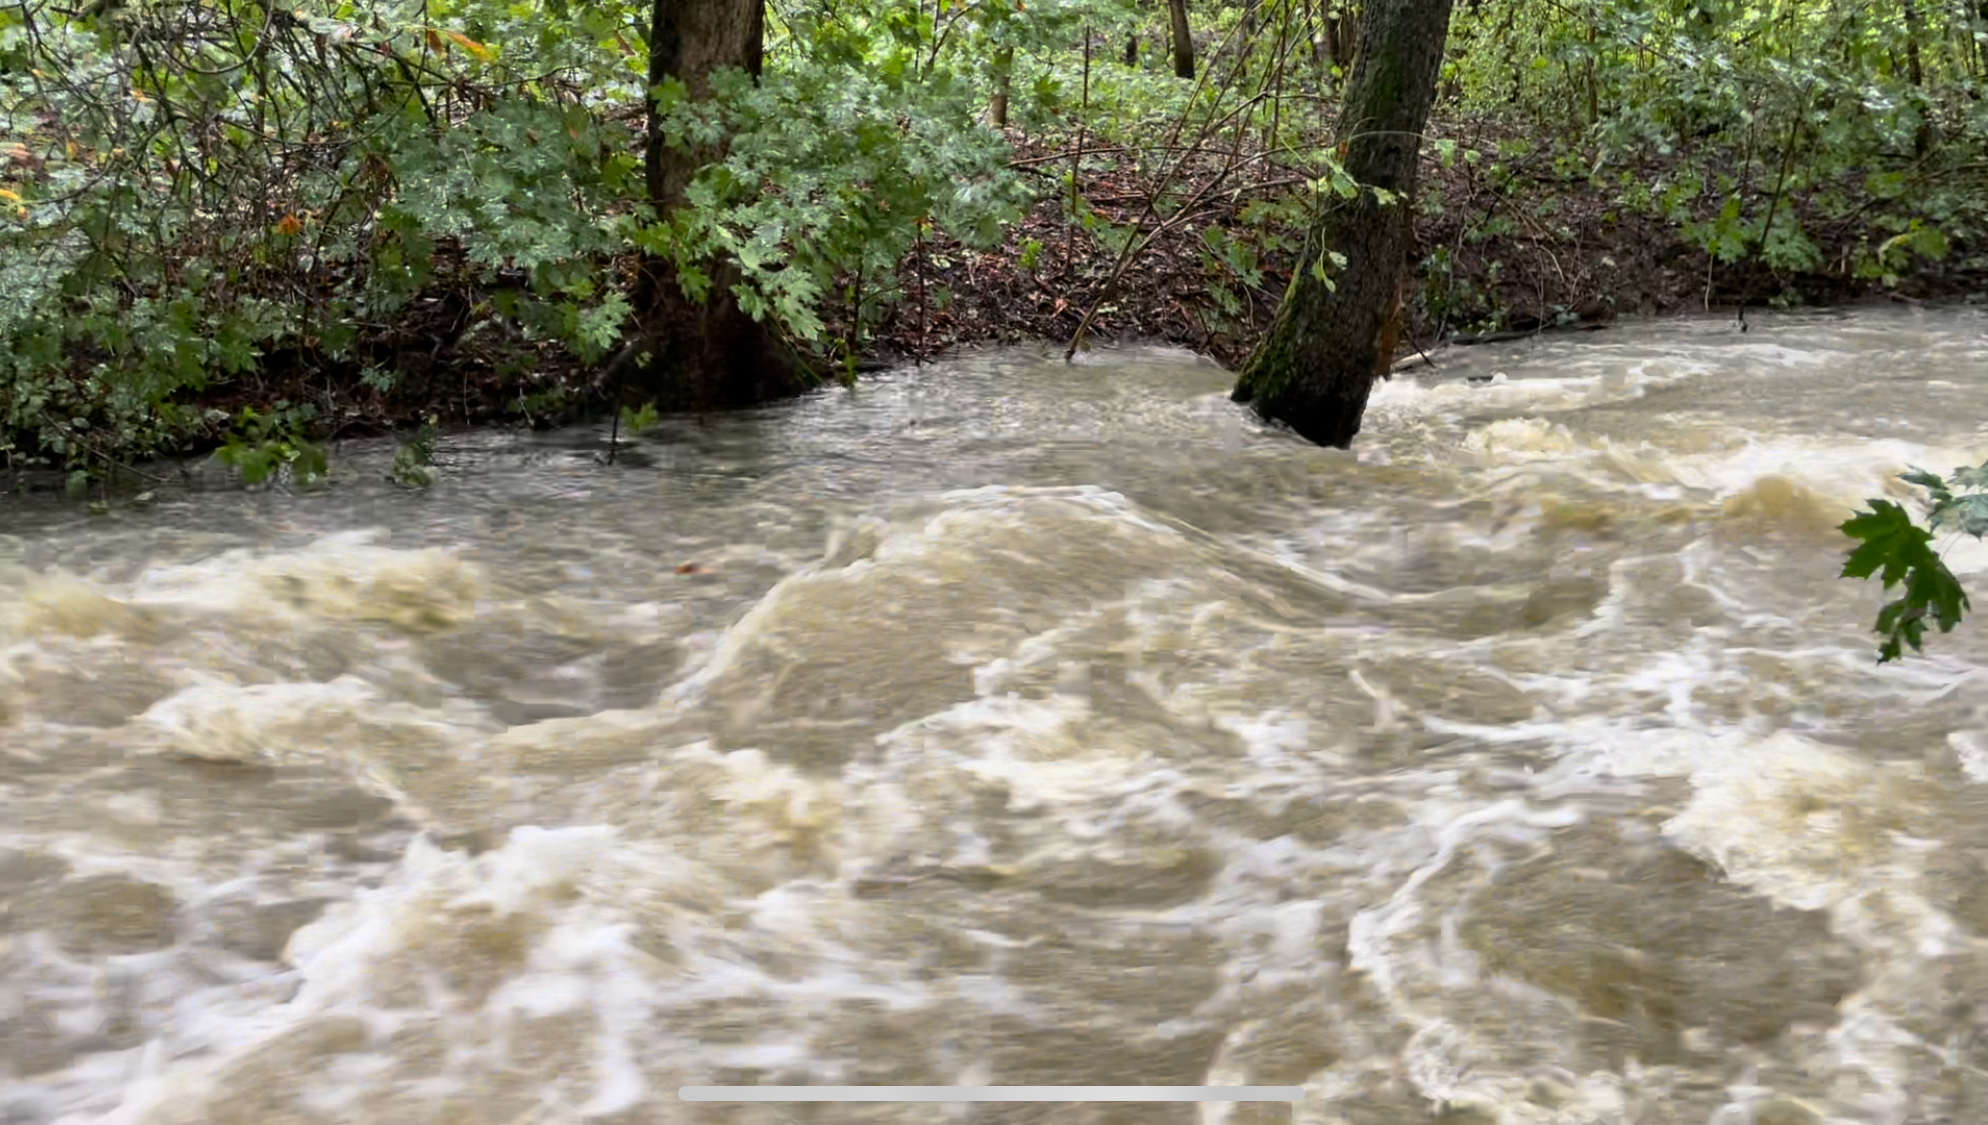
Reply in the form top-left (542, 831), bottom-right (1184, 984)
top-left (1226, 0), bottom-right (1453, 448)
top-left (615, 261), bottom-right (818, 414)
top-left (1228, 245), bottom-right (1394, 449)
top-left (1227, 189), bottom-right (1411, 449)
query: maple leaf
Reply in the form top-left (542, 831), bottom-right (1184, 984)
top-left (1841, 498), bottom-right (1970, 663)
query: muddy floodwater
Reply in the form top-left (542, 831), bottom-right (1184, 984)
top-left (4, 305), bottom-right (1988, 1125)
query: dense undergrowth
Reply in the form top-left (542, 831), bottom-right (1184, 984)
top-left (2, 0), bottom-right (1985, 484)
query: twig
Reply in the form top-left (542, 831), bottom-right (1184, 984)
top-left (1735, 81), bottom-right (1814, 331)
top-left (43, 417), bottom-right (171, 485)
top-left (915, 217), bottom-right (928, 362)
top-left (1066, 26), bottom-right (1091, 278)
top-left (1062, 9), bottom-right (1288, 360)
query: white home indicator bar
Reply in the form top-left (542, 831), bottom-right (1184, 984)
top-left (678, 1087), bottom-right (1303, 1103)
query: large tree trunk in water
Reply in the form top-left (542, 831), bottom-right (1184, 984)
top-left (1228, 0), bottom-right (1453, 448)
top-left (1168, 0), bottom-right (1195, 78)
top-left (633, 0), bottom-right (809, 410)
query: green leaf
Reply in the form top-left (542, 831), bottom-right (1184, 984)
top-left (1947, 462), bottom-right (1988, 491)
top-left (1842, 500), bottom-right (1932, 584)
top-left (291, 441), bottom-right (328, 486)
top-left (1917, 459), bottom-right (1988, 541)
top-left (1900, 466), bottom-right (1949, 492)
top-left (1841, 498), bottom-right (1970, 663)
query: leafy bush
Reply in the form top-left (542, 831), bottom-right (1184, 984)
top-left (0, 0), bottom-right (1090, 468)
top-left (390, 415), bottom-right (440, 489)
top-left (214, 405), bottom-right (327, 488)
top-left (0, 0), bottom-right (648, 469)
top-left (4, 0), bottom-right (1981, 479)
top-left (1446, 0), bottom-right (1988, 279)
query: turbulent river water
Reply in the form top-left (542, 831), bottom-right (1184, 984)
top-left (4, 304), bottom-right (1988, 1125)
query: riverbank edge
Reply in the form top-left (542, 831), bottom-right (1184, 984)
top-left (5, 135), bottom-right (1984, 495)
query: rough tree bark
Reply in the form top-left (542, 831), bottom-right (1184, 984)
top-left (1168, 0), bottom-right (1196, 78)
top-left (628, 0), bottom-right (810, 410)
top-left (1228, 0), bottom-right (1454, 448)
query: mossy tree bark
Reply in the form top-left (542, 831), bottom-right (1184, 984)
top-left (631, 0), bottom-right (811, 411)
top-left (1228, 0), bottom-right (1453, 448)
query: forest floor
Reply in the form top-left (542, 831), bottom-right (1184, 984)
top-left (857, 117), bottom-right (1987, 371)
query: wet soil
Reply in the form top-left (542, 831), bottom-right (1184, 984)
top-left (869, 118), bottom-right (1986, 371)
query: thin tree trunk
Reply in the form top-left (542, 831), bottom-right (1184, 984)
top-left (1903, 0), bottom-right (1926, 87)
top-left (1901, 0), bottom-right (1932, 155)
top-left (1169, 0), bottom-right (1196, 78)
top-left (1978, 0), bottom-right (1988, 78)
top-left (1228, 0), bottom-right (1456, 448)
top-left (1501, 0), bottom-right (1520, 104)
top-left (1306, 0), bottom-right (1328, 74)
top-left (633, 0), bottom-right (809, 410)
top-left (991, 44), bottom-right (1015, 126)
top-left (1585, 22), bottom-right (1599, 125)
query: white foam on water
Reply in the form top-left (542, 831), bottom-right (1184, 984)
top-left (1947, 730), bottom-right (1988, 783)
top-left (1340, 798), bottom-right (1600, 1117)
top-left (1691, 433), bottom-right (1981, 506)
top-left (1665, 733), bottom-right (1961, 955)
top-left (1719, 340), bottom-right (1842, 368)
top-left (1368, 353), bottom-right (1717, 423)
top-left (1213, 708), bottom-right (1331, 772)
top-left (13, 318), bottom-right (1988, 1123)
top-left (1370, 372), bottom-right (1608, 418)
top-left (88, 824), bottom-right (745, 1124)
top-left (1657, 730), bottom-right (1988, 1124)
top-left (124, 528), bottom-right (481, 631)
top-left (131, 676), bottom-right (382, 765)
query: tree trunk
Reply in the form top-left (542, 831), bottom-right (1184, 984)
top-left (1228, 0), bottom-right (1454, 448)
top-left (1977, 0), bottom-right (1988, 79)
top-left (633, 0), bottom-right (810, 410)
top-left (1168, 0), bottom-right (1196, 78)
top-left (1901, 0), bottom-right (1933, 155)
top-left (1335, 6), bottom-right (1357, 69)
top-left (1902, 0), bottom-right (1925, 87)
top-left (1978, 0), bottom-right (1988, 79)
top-left (1318, 1), bottom-right (1349, 72)
top-left (991, 44), bottom-right (1015, 126)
